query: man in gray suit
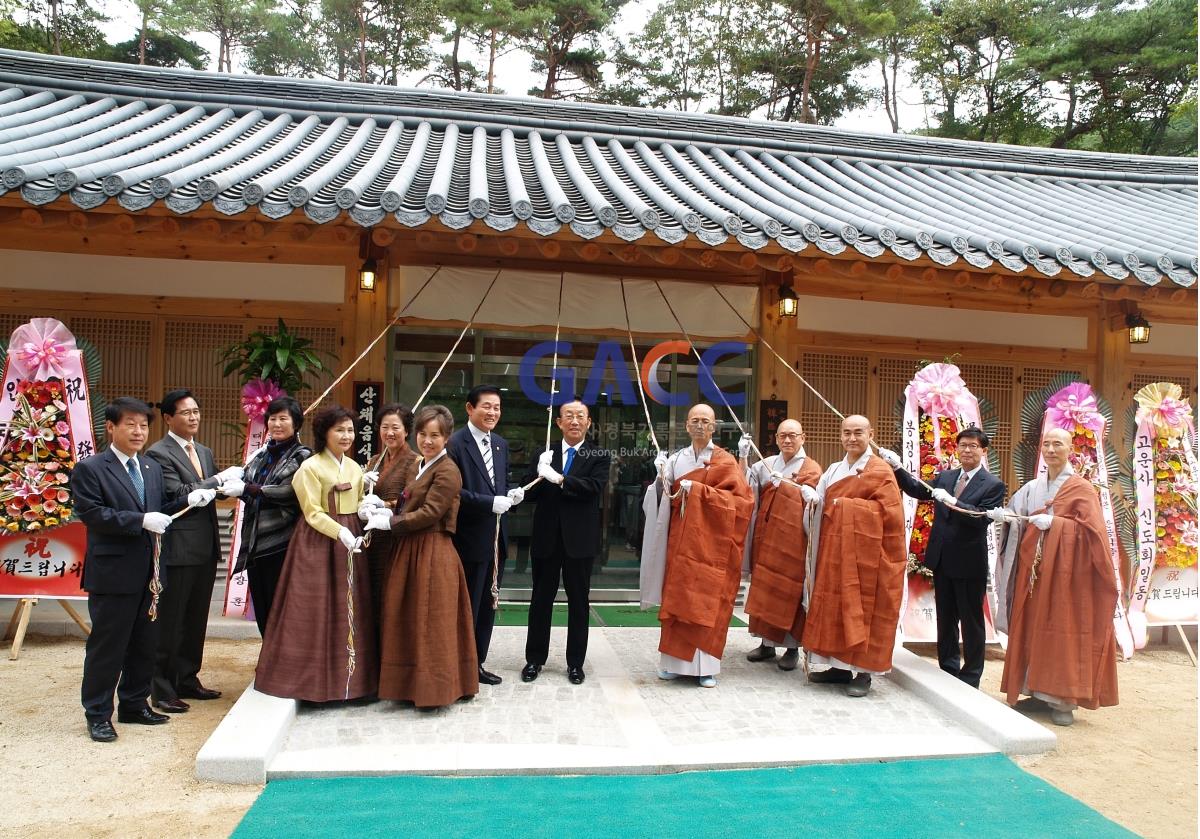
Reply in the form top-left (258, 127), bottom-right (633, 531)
top-left (145, 389), bottom-right (242, 712)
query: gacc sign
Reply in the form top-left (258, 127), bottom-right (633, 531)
top-left (518, 340), bottom-right (748, 407)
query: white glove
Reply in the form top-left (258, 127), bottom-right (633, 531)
top-left (187, 488), bottom-right (216, 508)
top-left (507, 486), bottom-right (525, 505)
top-left (876, 447), bottom-right (902, 468)
top-left (360, 493), bottom-right (385, 510)
top-left (538, 450), bottom-right (554, 467)
top-left (337, 527), bottom-right (358, 551)
top-left (1029, 513), bottom-right (1054, 531)
top-left (142, 512), bottom-right (171, 534)
top-left (491, 495), bottom-right (513, 515)
top-left (216, 465), bottom-right (244, 483)
top-left (769, 470), bottom-right (783, 488)
top-left (365, 511), bottom-right (392, 532)
top-left (985, 507), bottom-right (1013, 523)
top-left (653, 451), bottom-right (668, 472)
top-left (737, 434), bottom-right (752, 458)
top-left (537, 461), bottom-right (564, 485)
top-left (220, 478), bottom-right (246, 498)
top-left (800, 485), bottom-right (820, 504)
top-left (931, 488), bottom-right (954, 505)
top-left (679, 479), bottom-right (692, 494)
top-left (362, 469), bottom-right (380, 487)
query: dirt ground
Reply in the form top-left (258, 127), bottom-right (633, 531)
top-left (1, 634), bottom-right (1195, 839)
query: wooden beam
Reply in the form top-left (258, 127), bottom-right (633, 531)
top-left (456, 233), bottom-right (478, 253)
top-left (371, 227), bottom-right (397, 248)
top-left (497, 238), bottom-right (519, 257)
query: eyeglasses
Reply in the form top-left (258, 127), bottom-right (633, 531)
top-left (776, 432), bottom-right (802, 440)
top-left (957, 442), bottom-right (982, 450)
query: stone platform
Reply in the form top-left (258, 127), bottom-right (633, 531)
top-left (196, 623), bottom-right (1055, 783)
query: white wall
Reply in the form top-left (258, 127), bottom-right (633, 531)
top-left (0, 249), bottom-right (343, 303)
top-left (794, 294), bottom-right (1090, 349)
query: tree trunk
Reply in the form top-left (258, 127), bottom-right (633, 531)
top-left (138, 10), bottom-right (148, 65)
top-left (451, 25), bottom-right (462, 90)
top-left (487, 28), bottom-right (497, 94)
top-left (358, 6), bottom-right (368, 81)
top-left (50, 0), bottom-right (61, 54)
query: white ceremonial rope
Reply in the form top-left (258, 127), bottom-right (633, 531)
top-left (706, 284), bottom-right (989, 516)
top-left (306, 265), bottom-right (445, 415)
top-left (411, 268), bottom-right (502, 413)
top-left (543, 272), bottom-right (565, 455)
top-left (619, 278), bottom-right (662, 458)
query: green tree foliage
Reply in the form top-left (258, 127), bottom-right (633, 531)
top-left (514, 0), bottom-right (626, 99)
top-left (1, 0), bottom-right (109, 56)
top-left (109, 28), bottom-right (208, 66)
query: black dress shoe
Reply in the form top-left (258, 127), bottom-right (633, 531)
top-left (154, 698), bottom-right (190, 714)
top-left (845, 673), bottom-right (872, 697)
top-left (808, 667), bottom-right (853, 684)
top-left (521, 663), bottom-right (541, 683)
top-left (88, 720), bottom-right (117, 742)
top-left (116, 705), bottom-right (170, 725)
top-left (567, 666), bottom-right (585, 685)
top-left (178, 684), bottom-right (221, 700)
top-left (478, 666), bottom-right (503, 686)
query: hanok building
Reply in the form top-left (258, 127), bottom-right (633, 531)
top-left (0, 49), bottom-right (1195, 594)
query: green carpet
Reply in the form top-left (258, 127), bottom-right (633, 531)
top-left (493, 604), bottom-right (594, 627)
top-left (232, 755), bottom-right (1135, 839)
top-left (592, 604), bottom-right (747, 628)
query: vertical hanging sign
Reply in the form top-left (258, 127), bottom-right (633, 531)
top-left (353, 381), bottom-right (382, 465)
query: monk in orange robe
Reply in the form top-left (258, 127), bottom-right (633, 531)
top-left (803, 415), bottom-right (906, 697)
top-left (643, 404), bottom-right (753, 688)
top-left (989, 427), bottom-right (1118, 726)
top-left (742, 419), bottom-right (823, 672)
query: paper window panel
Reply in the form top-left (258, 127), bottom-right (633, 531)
top-left (162, 320), bottom-right (246, 469)
top-left (799, 351), bottom-right (868, 468)
top-left (68, 316), bottom-right (153, 404)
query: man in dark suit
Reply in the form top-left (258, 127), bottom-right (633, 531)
top-left (520, 400), bottom-right (610, 685)
top-left (70, 397), bottom-right (213, 742)
top-left (879, 428), bottom-right (1007, 688)
top-left (447, 384), bottom-right (523, 686)
top-left (145, 389), bottom-right (241, 713)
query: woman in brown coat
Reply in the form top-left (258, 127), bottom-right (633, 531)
top-left (359, 403), bottom-right (418, 623)
top-left (364, 405), bottom-right (478, 708)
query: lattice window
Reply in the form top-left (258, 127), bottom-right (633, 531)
top-left (960, 362), bottom-right (1016, 485)
top-left (1131, 371), bottom-right (1197, 404)
top-left (0, 312), bottom-right (37, 341)
top-left (875, 357), bottom-right (914, 453)
top-left (68, 316), bottom-right (153, 405)
top-left (799, 351), bottom-right (868, 468)
top-left (163, 320), bottom-right (246, 469)
top-left (1018, 366), bottom-right (1086, 410)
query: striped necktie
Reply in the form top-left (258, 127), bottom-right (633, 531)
top-left (126, 457), bottom-right (145, 506)
top-left (954, 470), bottom-right (970, 498)
top-left (480, 435), bottom-right (494, 483)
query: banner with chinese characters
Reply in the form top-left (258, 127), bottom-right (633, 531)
top-left (0, 318), bottom-right (96, 600)
top-left (353, 381), bottom-right (382, 465)
top-left (898, 362), bottom-right (997, 643)
top-left (757, 399), bottom-right (787, 457)
top-left (1128, 382), bottom-right (1198, 641)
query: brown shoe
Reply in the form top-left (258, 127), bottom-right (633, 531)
top-left (154, 697), bottom-right (190, 714)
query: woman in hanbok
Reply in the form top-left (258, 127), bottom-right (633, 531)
top-left (228, 397), bottom-right (311, 637)
top-left (359, 403), bottom-right (417, 625)
top-left (366, 405), bottom-right (478, 708)
top-left (255, 405), bottom-right (377, 702)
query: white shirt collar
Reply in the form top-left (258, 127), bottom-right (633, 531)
top-left (111, 446), bottom-right (137, 468)
top-left (167, 430), bottom-right (195, 451)
top-left (468, 421), bottom-right (492, 445)
top-left (561, 438), bottom-right (583, 456)
top-left (961, 464), bottom-right (983, 481)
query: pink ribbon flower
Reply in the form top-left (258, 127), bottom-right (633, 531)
top-left (1045, 382), bottom-right (1105, 434)
top-left (911, 363), bottom-right (969, 417)
top-left (241, 379), bottom-right (287, 421)
top-left (9, 318), bottom-right (75, 380)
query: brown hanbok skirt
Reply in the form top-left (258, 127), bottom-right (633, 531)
top-left (255, 513), bottom-right (379, 702)
top-left (378, 529), bottom-right (478, 707)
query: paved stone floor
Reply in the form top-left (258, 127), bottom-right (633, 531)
top-left (269, 624), bottom-right (995, 777)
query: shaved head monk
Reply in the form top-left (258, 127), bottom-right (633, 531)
top-left (802, 414), bottom-right (906, 697)
top-left (642, 403), bottom-right (753, 688)
top-left (741, 419), bottom-right (823, 671)
top-left (987, 426), bottom-right (1118, 726)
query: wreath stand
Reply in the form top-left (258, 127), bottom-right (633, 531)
top-left (2, 597), bottom-right (91, 660)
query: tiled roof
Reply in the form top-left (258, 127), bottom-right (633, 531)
top-left (0, 49), bottom-right (1195, 286)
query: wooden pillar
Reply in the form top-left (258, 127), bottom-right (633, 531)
top-left (1096, 300), bottom-right (1134, 447)
top-left (341, 251), bottom-right (392, 406)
